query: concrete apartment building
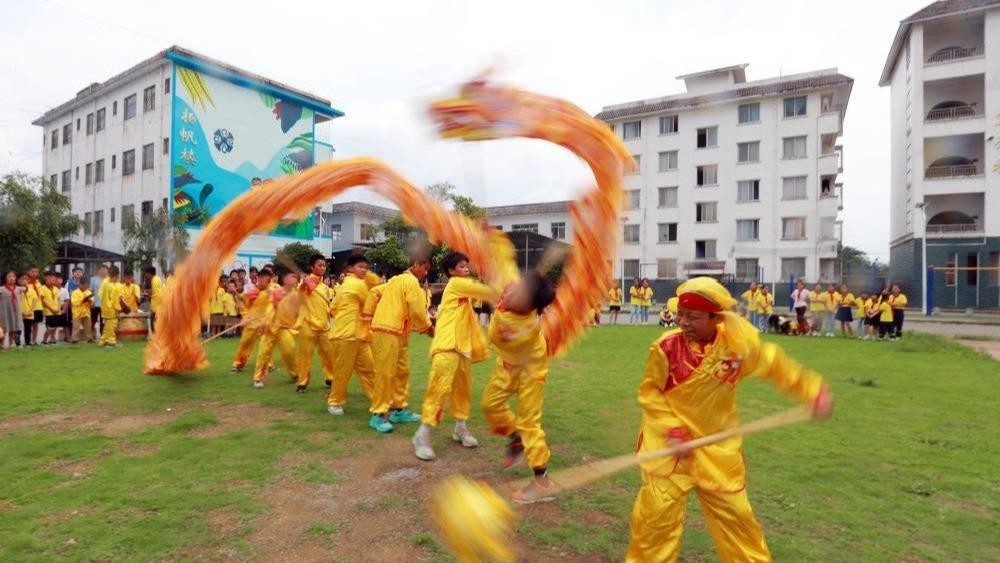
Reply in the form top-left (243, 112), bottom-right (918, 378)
top-left (881, 0), bottom-right (1000, 310)
top-left (33, 46), bottom-right (342, 270)
top-left (595, 64), bottom-right (852, 284)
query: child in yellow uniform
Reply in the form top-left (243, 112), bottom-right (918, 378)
top-left (231, 268), bottom-right (275, 372)
top-left (809, 283), bottom-right (826, 336)
top-left (740, 282), bottom-right (759, 329)
top-left (144, 267), bottom-right (165, 333)
top-left (481, 269), bottom-right (558, 504)
top-left (608, 286), bottom-right (623, 325)
top-left (367, 255), bottom-right (434, 433)
top-left (413, 252), bottom-right (496, 462)
top-left (889, 284), bottom-right (908, 339)
top-left (629, 278), bottom-right (642, 324)
top-left (627, 277), bottom-right (833, 562)
top-left (120, 272), bottom-right (141, 314)
top-left (39, 272), bottom-right (61, 344)
top-left (70, 279), bottom-right (95, 343)
top-left (876, 289), bottom-right (895, 340)
top-left (326, 255), bottom-right (382, 415)
top-left (295, 255), bottom-right (337, 392)
top-left (20, 273), bottom-right (40, 346)
top-left (755, 285), bottom-right (774, 331)
top-left (836, 284), bottom-right (855, 337)
top-left (253, 271), bottom-right (303, 387)
top-left (98, 266), bottom-right (123, 346)
top-left (208, 276), bottom-right (227, 337)
top-left (222, 281), bottom-right (239, 333)
top-left (854, 291), bottom-right (870, 338)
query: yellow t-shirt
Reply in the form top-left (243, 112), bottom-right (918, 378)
top-left (755, 292), bottom-right (774, 315)
top-left (640, 287), bottom-right (654, 307)
top-left (99, 281), bottom-right (123, 319)
top-left (741, 290), bottom-right (759, 313)
top-left (841, 292), bottom-right (855, 309)
top-left (809, 290), bottom-right (826, 312)
top-left (149, 275), bottom-right (164, 313)
top-left (878, 301), bottom-right (894, 323)
top-left (608, 288), bottom-right (623, 306)
top-left (120, 283), bottom-right (141, 312)
top-left (21, 286), bottom-right (41, 318)
top-left (856, 297), bottom-right (869, 319)
top-left (825, 291), bottom-right (839, 312)
top-left (39, 285), bottom-right (61, 315)
top-left (70, 288), bottom-right (93, 319)
top-left (209, 287), bottom-right (227, 315)
top-left (629, 285), bottom-right (642, 305)
top-left (890, 293), bottom-right (908, 310)
top-left (221, 292), bottom-right (237, 317)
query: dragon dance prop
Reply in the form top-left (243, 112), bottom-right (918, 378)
top-left (144, 77), bottom-right (632, 374)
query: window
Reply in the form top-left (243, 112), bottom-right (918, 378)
top-left (162, 197), bottom-right (168, 210)
top-left (330, 224), bottom-right (342, 240)
top-left (62, 123), bottom-right (71, 145)
top-left (782, 136), bottom-right (807, 159)
top-left (657, 222), bottom-right (677, 243)
top-left (737, 141), bottom-right (759, 163)
top-left (821, 93), bottom-right (834, 113)
top-left (75, 167), bottom-right (79, 180)
top-left (113, 100), bottom-right (118, 116)
top-left (782, 176), bottom-right (807, 200)
top-left (945, 255), bottom-right (957, 286)
top-left (696, 202), bottom-right (718, 223)
top-left (142, 143), bottom-right (154, 170)
top-left (988, 252), bottom-right (1000, 287)
top-left (50, 130), bottom-right (58, 149)
top-left (657, 259), bottom-right (677, 279)
top-left (76, 118), bottom-right (80, 131)
top-left (627, 154), bottom-right (641, 175)
top-left (783, 96), bottom-right (807, 118)
top-left (622, 121), bottom-right (642, 141)
top-left (110, 207), bottom-right (115, 223)
top-left (658, 150), bottom-right (678, 172)
top-left (736, 219), bottom-right (760, 241)
top-left (659, 115), bottom-right (678, 135)
top-left (122, 149), bottom-right (135, 176)
top-left (623, 224), bottom-right (640, 244)
top-left (781, 258), bottom-right (806, 280)
top-left (736, 258), bottom-right (759, 281)
top-left (83, 212), bottom-right (91, 234)
top-left (61, 170), bottom-right (70, 193)
top-left (737, 179), bottom-right (760, 202)
top-left (112, 154), bottom-right (117, 169)
top-left (143, 85), bottom-right (155, 112)
top-left (93, 210), bottom-right (103, 235)
top-left (96, 108), bottom-right (106, 132)
top-left (163, 137), bottom-right (169, 155)
top-left (782, 217), bottom-right (806, 240)
top-left (124, 94), bottom-right (137, 120)
top-left (738, 103), bottom-right (760, 124)
top-left (86, 113), bottom-right (94, 135)
top-left (820, 216), bottom-right (837, 241)
top-left (85, 163), bottom-right (93, 185)
top-left (623, 259), bottom-right (640, 279)
top-left (49, 174), bottom-right (57, 188)
top-left (511, 223), bottom-right (539, 234)
top-left (695, 240), bottom-right (717, 259)
top-left (122, 204), bottom-right (135, 226)
top-left (164, 77), bottom-right (170, 94)
top-left (967, 254), bottom-right (978, 286)
top-left (623, 189), bottom-right (641, 210)
top-left (551, 222), bottom-right (566, 240)
top-left (141, 201), bottom-right (154, 223)
top-left (657, 186), bottom-right (678, 208)
top-left (696, 164), bottom-right (718, 186)
top-left (696, 126), bottom-right (718, 148)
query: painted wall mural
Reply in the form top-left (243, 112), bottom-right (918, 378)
top-left (170, 65), bottom-right (315, 238)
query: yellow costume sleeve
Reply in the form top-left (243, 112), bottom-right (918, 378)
top-left (362, 283), bottom-right (385, 321)
top-left (636, 333), bottom-right (686, 438)
top-left (404, 276), bottom-right (432, 334)
top-left (744, 342), bottom-right (824, 405)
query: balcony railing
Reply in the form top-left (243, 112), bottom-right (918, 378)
top-left (684, 259), bottom-right (726, 271)
top-left (926, 104), bottom-right (978, 121)
top-left (925, 163), bottom-right (980, 179)
top-left (926, 223), bottom-right (981, 234)
top-left (926, 46), bottom-right (979, 64)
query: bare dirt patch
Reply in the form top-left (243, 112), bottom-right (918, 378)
top-left (118, 441), bottom-right (158, 457)
top-left (188, 402), bottom-right (300, 439)
top-left (44, 508), bottom-right (94, 524)
top-left (0, 404), bottom-right (182, 437)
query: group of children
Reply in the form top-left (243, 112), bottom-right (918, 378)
top-left (0, 266), bottom-right (164, 349)
top-left (744, 281), bottom-right (909, 340)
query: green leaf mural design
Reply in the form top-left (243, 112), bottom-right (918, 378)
top-left (286, 132), bottom-right (314, 152)
top-left (260, 92), bottom-right (277, 109)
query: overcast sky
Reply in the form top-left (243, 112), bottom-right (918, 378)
top-left (0, 0), bottom-right (928, 260)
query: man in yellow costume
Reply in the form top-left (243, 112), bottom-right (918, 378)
top-left (627, 277), bottom-right (833, 562)
top-left (230, 268), bottom-right (275, 373)
top-left (253, 270), bottom-right (302, 388)
top-left (413, 252), bottom-right (496, 461)
top-left (325, 254), bottom-right (381, 415)
top-left (143, 266), bottom-right (164, 333)
top-left (366, 254), bottom-right (434, 433)
top-left (295, 255), bottom-right (337, 393)
top-left (98, 266), bottom-right (124, 347)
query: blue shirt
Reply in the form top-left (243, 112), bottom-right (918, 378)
top-left (90, 275), bottom-right (104, 307)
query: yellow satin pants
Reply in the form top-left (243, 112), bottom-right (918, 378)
top-left (327, 339), bottom-right (376, 407)
top-left (295, 326), bottom-right (336, 388)
top-left (420, 351), bottom-right (471, 426)
top-left (481, 358), bottom-right (550, 469)
top-left (254, 328), bottom-right (299, 383)
top-left (369, 331), bottom-right (413, 414)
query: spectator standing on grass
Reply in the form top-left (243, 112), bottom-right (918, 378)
top-left (20, 273), bottom-right (39, 346)
top-left (889, 284), bottom-right (908, 339)
top-left (99, 266), bottom-right (124, 347)
top-left (629, 278), bottom-right (642, 324)
top-left (876, 289), bottom-right (895, 340)
top-left (639, 279), bottom-right (654, 324)
top-left (822, 284), bottom-right (838, 337)
top-left (790, 281), bottom-right (810, 335)
top-left (70, 278), bottom-right (94, 343)
top-left (741, 282), bottom-right (759, 329)
top-left (855, 291), bottom-right (870, 338)
top-left (608, 285), bottom-right (623, 325)
top-left (67, 268), bottom-right (83, 292)
top-left (39, 272), bottom-right (61, 345)
top-left (836, 284), bottom-right (855, 337)
top-left (25, 266), bottom-right (45, 344)
top-left (143, 267), bottom-right (164, 332)
top-left (755, 285), bottom-right (774, 332)
top-left (809, 283), bottom-right (825, 336)
top-left (1, 271), bottom-right (22, 348)
top-left (57, 273), bottom-right (71, 342)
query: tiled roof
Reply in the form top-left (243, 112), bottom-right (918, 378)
top-left (595, 73), bottom-right (853, 121)
top-left (484, 201), bottom-right (570, 217)
top-left (880, 0), bottom-right (1000, 86)
top-left (328, 201), bottom-right (399, 220)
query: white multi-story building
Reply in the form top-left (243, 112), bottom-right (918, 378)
top-left (595, 64), bottom-right (852, 284)
top-left (881, 0), bottom-right (1000, 310)
top-left (484, 201), bottom-right (573, 242)
top-left (33, 46), bottom-right (342, 270)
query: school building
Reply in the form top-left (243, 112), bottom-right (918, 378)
top-left (881, 0), bottom-right (1000, 311)
top-left (32, 45), bottom-right (343, 272)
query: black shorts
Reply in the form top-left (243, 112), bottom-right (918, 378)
top-left (45, 314), bottom-right (63, 328)
top-left (34, 310), bottom-right (44, 323)
top-left (609, 305), bottom-right (621, 312)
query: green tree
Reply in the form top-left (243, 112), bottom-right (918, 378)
top-left (365, 235), bottom-right (409, 277)
top-left (427, 181), bottom-right (485, 220)
top-left (0, 172), bottom-right (80, 272)
top-left (274, 242), bottom-right (323, 273)
top-left (122, 206), bottom-right (190, 273)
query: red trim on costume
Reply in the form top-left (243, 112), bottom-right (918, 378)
top-left (678, 292), bottom-right (721, 313)
top-left (659, 333), bottom-right (703, 392)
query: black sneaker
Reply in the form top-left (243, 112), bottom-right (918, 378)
top-left (296, 385), bottom-right (307, 394)
top-left (503, 435), bottom-right (525, 469)
top-left (323, 380), bottom-right (332, 388)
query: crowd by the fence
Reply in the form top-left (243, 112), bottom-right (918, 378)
top-left (602, 277), bottom-right (910, 340)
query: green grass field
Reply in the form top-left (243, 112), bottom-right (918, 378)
top-left (0, 328), bottom-right (997, 562)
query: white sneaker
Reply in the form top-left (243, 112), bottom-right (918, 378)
top-left (253, 381), bottom-right (264, 389)
top-left (327, 405), bottom-right (344, 416)
top-left (413, 432), bottom-right (436, 461)
top-left (452, 426), bottom-right (479, 448)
